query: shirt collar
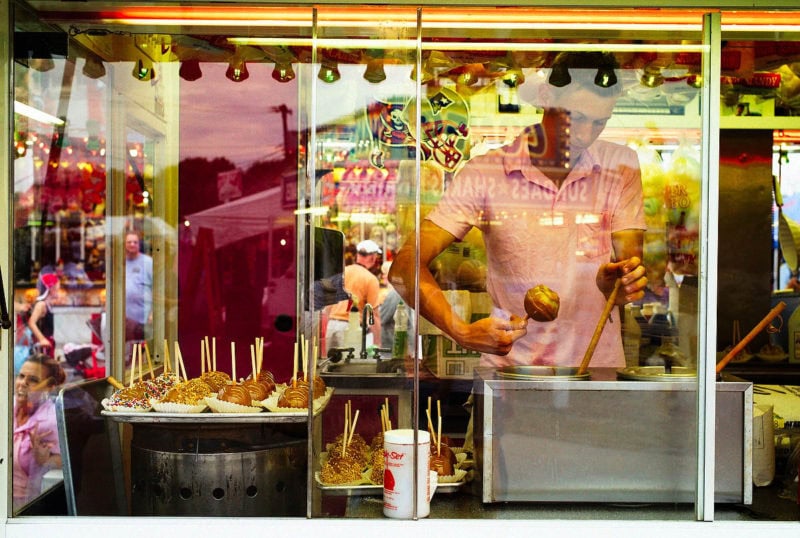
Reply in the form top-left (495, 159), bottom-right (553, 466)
top-left (502, 129), bottom-right (600, 188)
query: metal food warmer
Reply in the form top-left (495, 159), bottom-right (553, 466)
top-left (473, 367), bottom-right (752, 504)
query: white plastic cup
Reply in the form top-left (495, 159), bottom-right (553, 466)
top-left (383, 429), bottom-right (438, 519)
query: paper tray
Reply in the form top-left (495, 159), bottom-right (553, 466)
top-left (314, 472), bottom-right (466, 496)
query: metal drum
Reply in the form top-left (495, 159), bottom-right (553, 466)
top-left (131, 424), bottom-right (307, 516)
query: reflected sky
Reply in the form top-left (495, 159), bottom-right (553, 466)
top-left (180, 63), bottom-right (416, 168)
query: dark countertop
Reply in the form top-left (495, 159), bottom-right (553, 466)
top-left (723, 363), bottom-right (800, 385)
top-left (339, 481), bottom-right (799, 521)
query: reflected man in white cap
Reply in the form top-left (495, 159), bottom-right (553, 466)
top-left (325, 239), bottom-right (383, 353)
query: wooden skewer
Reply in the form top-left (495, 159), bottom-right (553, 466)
top-left (204, 336), bottom-right (211, 372)
top-left (231, 341), bottom-right (237, 382)
top-left (292, 342), bottom-right (298, 385)
top-left (426, 408), bottom-right (438, 449)
top-left (212, 336), bottom-right (217, 371)
top-left (201, 340), bottom-right (206, 375)
top-left (250, 344), bottom-right (256, 380)
top-left (143, 341), bottom-right (155, 379)
top-left (137, 343), bottom-right (143, 385)
top-left (172, 342), bottom-right (178, 379)
top-left (576, 279), bottom-right (623, 376)
top-left (175, 341), bottom-right (187, 381)
top-left (163, 339), bottom-right (171, 374)
top-left (129, 345), bottom-right (136, 387)
top-left (437, 400), bottom-right (442, 455)
top-left (303, 336), bottom-right (309, 381)
top-left (256, 337), bottom-right (264, 373)
top-left (717, 302), bottom-right (787, 374)
top-left (344, 401), bottom-right (350, 448)
top-left (348, 410), bottom-right (360, 449)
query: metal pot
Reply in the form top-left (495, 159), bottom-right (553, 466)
top-left (495, 365), bottom-right (591, 381)
top-left (616, 365), bottom-right (697, 381)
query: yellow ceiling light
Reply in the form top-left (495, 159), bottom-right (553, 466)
top-left (132, 57), bottom-right (155, 81)
top-left (272, 62), bottom-right (296, 83)
top-left (225, 49), bottom-right (249, 82)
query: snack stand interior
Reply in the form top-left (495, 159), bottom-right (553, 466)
top-left (4, 2), bottom-right (800, 537)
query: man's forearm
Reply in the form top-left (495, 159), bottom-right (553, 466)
top-left (390, 253), bottom-right (467, 344)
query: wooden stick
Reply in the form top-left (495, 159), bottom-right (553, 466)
top-left (143, 341), bottom-right (155, 379)
top-left (293, 342), bottom-right (298, 384)
top-left (384, 404), bottom-right (392, 432)
top-left (426, 408), bottom-right (438, 449)
top-left (303, 336), bottom-right (309, 381)
top-left (576, 279), bottom-right (622, 376)
top-left (343, 402), bottom-right (350, 448)
top-left (129, 345), bottom-right (136, 387)
top-left (717, 301), bottom-right (787, 373)
top-left (173, 342), bottom-right (179, 379)
top-left (163, 339), bottom-right (171, 374)
top-left (212, 336), bottom-right (217, 371)
top-left (231, 341), bottom-right (237, 382)
top-left (348, 410), bottom-right (360, 448)
top-left (250, 344), bottom-right (256, 379)
top-left (201, 340), bottom-right (206, 375)
top-left (437, 400), bottom-right (442, 455)
top-left (256, 337), bottom-right (264, 373)
top-left (175, 341), bottom-right (187, 381)
top-left (204, 336), bottom-right (211, 372)
top-left (137, 343), bottom-right (143, 385)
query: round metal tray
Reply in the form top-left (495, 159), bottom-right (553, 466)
top-left (616, 366), bottom-right (697, 381)
top-left (495, 365), bottom-right (591, 381)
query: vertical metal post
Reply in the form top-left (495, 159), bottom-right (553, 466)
top-left (1, 0), bottom-right (12, 520)
top-left (696, 10), bottom-right (722, 522)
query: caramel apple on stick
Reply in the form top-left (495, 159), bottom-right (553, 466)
top-left (524, 284), bottom-right (560, 322)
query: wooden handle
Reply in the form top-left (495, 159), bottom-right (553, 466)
top-left (716, 301), bottom-right (786, 374)
top-left (576, 279), bottom-right (623, 376)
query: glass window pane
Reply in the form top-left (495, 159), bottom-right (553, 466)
top-left (310, 6), bottom-right (420, 518)
top-left (8, 2), bottom-right (800, 526)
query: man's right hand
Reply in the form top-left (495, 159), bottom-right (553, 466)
top-left (452, 314), bottom-right (527, 356)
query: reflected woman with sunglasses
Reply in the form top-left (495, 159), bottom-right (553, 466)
top-left (13, 353), bottom-right (66, 510)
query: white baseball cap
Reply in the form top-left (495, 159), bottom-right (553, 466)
top-left (356, 239), bottom-right (382, 255)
